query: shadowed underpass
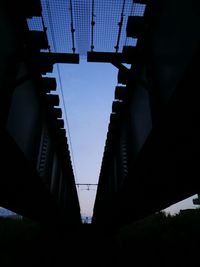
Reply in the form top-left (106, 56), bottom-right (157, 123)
top-left (1, 1), bottom-right (200, 266)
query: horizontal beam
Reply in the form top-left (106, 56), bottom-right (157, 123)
top-left (133, 0), bottom-right (148, 3)
top-left (87, 51), bottom-right (132, 64)
top-left (76, 184), bottom-right (98, 186)
top-left (39, 52), bottom-right (80, 64)
top-left (26, 0), bottom-right (42, 18)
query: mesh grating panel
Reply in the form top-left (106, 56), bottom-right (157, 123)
top-left (27, 0), bottom-right (146, 56)
top-left (27, 17), bottom-right (43, 31)
top-left (43, 0), bottom-right (74, 53)
top-left (131, 3), bottom-right (146, 16)
top-left (73, 0), bottom-right (91, 56)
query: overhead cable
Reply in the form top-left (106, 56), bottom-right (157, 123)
top-left (91, 0), bottom-right (95, 51)
top-left (70, 0), bottom-right (76, 53)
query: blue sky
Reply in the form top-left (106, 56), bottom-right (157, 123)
top-left (58, 59), bottom-right (118, 216)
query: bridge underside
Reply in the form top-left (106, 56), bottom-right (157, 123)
top-left (93, 0), bottom-right (200, 226)
top-left (0, 0), bottom-right (199, 229)
top-left (0, 0), bottom-right (81, 226)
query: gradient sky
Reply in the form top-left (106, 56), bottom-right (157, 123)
top-left (58, 59), bottom-right (118, 216)
top-left (52, 59), bottom-right (198, 217)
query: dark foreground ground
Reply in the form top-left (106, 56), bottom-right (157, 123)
top-left (0, 209), bottom-right (200, 266)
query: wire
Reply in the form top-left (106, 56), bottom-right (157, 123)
top-left (91, 0), bottom-right (95, 51)
top-left (57, 67), bottom-right (78, 183)
top-left (45, 0), bottom-right (78, 183)
top-left (76, 184), bottom-right (98, 191)
top-left (69, 0), bottom-right (76, 53)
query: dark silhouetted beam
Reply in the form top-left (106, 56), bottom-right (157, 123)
top-left (46, 94), bottom-right (59, 106)
top-left (115, 86), bottom-right (127, 101)
top-left (51, 107), bottom-right (62, 119)
top-left (5, 0), bottom-right (42, 18)
top-left (117, 68), bottom-right (129, 85)
top-left (126, 16), bottom-right (145, 38)
top-left (122, 45), bottom-right (136, 62)
top-left (28, 31), bottom-right (49, 50)
top-left (133, 0), bottom-right (147, 3)
top-left (56, 129), bottom-right (66, 138)
top-left (112, 101), bottom-right (124, 114)
top-left (24, 0), bottom-right (42, 18)
top-left (42, 77), bottom-right (57, 92)
top-left (29, 60), bottom-right (54, 75)
top-left (55, 119), bottom-right (64, 129)
top-left (29, 53), bottom-right (79, 74)
top-left (39, 52), bottom-right (79, 64)
top-left (87, 51), bottom-right (133, 64)
top-left (109, 113), bottom-right (120, 128)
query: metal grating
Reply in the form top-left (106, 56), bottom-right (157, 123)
top-left (131, 3), bottom-right (146, 16)
top-left (73, 0), bottom-right (91, 55)
top-left (27, 0), bottom-right (146, 56)
top-left (27, 16), bottom-right (43, 31)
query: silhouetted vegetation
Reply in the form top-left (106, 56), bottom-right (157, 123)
top-left (114, 209), bottom-right (200, 266)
